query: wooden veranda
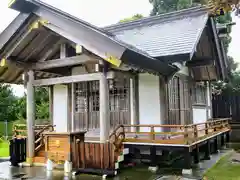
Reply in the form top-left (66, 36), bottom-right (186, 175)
top-left (12, 118), bottom-right (231, 175)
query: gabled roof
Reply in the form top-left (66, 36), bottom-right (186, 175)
top-left (0, 0), bottom-right (178, 85)
top-left (105, 6), bottom-right (210, 60)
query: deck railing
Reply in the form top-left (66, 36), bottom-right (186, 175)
top-left (12, 123), bottom-right (55, 154)
top-left (110, 118), bottom-right (231, 150)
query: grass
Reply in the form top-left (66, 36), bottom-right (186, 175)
top-left (0, 140), bottom-right (9, 157)
top-left (204, 151), bottom-right (240, 180)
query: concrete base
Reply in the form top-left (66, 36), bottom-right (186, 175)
top-left (26, 157), bottom-right (33, 166)
top-left (148, 166), bottom-right (158, 173)
top-left (64, 161), bottom-right (72, 173)
top-left (182, 169), bottom-right (193, 175)
top-left (46, 159), bottom-right (54, 171)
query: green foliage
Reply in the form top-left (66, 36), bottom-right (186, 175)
top-left (0, 84), bottom-right (18, 122)
top-left (149, 0), bottom-right (202, 15)
top-left (15, 87), bottom-right (49, 121)
top-left (119, 14), bottom-right (144, 23)
top-left (0, 85), bottom-right (49, 136)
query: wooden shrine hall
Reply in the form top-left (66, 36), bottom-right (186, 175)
top-left (2, 0), bottom-right (231, 176)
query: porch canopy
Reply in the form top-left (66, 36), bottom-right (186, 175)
top-left (0, 0), bottom-right (178, 84)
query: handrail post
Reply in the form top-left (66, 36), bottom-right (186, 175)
top-left (194, 125), bottom-right (198, 140)
top-left (205, 123), bottom-right (209, 135)
top-left (150, 126), bottom-right (155, 140)
top-left (184, 126), bottom-right (189, 144)
top-left (213, 121), bottom-right (217, 132)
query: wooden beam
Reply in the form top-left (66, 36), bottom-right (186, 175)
top-left (31, 55), bottom-right (98, 70)
top-left (33, 71), bottom-right (115, 86)
top-left (60, 43), bottom-right (67, 58)
top-left (39, 39), bottom-right (64, 62)
top-left (24, 32), bottom-right (52, 62)
top-left (5, 29), bottom-right (31, 59)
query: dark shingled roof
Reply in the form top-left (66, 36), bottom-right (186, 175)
top-left (105, 6), bottom-right (209, 59)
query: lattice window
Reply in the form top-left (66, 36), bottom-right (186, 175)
top-left (75, 82), bottom-right (88, 113)
top-left (109, 78), bottom-right (130, 127)
top-left (73, 77), bottom-right (130, 130)
top-left (168, 76), bottom-right (180, 125)
top-left (168, 76), bottom-right (192, 125)
top-left (193, 83), bottom-right (206, 105)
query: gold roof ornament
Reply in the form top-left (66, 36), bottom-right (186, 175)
top-left (207, 0), bottom-right (240, 16)
top-left (0, 58), bottom-right (7, 67)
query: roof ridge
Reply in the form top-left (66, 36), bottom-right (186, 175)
top-left (104, 5), bottom-right (209, 32)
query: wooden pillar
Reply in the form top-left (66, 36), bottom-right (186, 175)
top-left (221, 134), bottom-right (225, 147)
top-left (71, 83), bottom-right (75, 132)
top-left (159, 77), bottom-right (168, 130)
top-left (49, 86), bottom-right (53, 125)
top-left (130, 75), bottom-right (137, 132)
top-left (193, 145), bottom-right (200, 164)
top-left (206, 81), bottom-right (210, 120)
top-left (100, 73), bottom-right (109, 142)
top-left (183, 148), bottom-right (192, 170)
top-left (149, 146), bottom-right (157, 167)
top-left (26, 70), bottom-right (35, 165)
top-left (204, 140), bottom-right (211, 160)
top-left (226, 132), bottom-right (230, 143)
top-left (213, 137), bottom-right (218, 153)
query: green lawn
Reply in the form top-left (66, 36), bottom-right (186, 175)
top-left (204, 152), bottom-right (240, 180)
top-left (0, 140), bottom-right (9, 157)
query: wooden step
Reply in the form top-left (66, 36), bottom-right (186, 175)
top-left (36, 150), bottom-right (45, 157)
top-left (33, 156), bottom-right (46, 164)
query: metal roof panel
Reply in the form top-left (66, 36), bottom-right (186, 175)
top-left (107, 11), bottom-right (209, 58)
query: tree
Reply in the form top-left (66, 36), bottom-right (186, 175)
top-left (149, 0), bottom-right (240, 15)
top-left (119, 14), bottom-right (144, 23)
top-left (149, 0), bottom-right (201, 15)
top-left (15, 87), bottom-right (49, 122)
top-left (0, 84), bottom-right (18, 122)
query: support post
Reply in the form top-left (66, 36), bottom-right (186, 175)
top-left (213, 137), bottom-right (218, 153)
top-left (71, 83), bottom-right (75, 132)
top-left (100, 72), bottom-right (109, 143)
top-left (26, 70), bottom-right (35, 165)
top-left (193, 145), bottom-right (200, 164)
top-left (206, 81), bottom-right (210, 120)
top-left (226, 132), bottom-right (230, 143)
top-left (130, 76), bottom-right (137, 132)
top-left (182, 147), bottom-right (192, 175)
top-left (204, 140), bottom-right (211, 160)
top-left (148, 146), bottom-right (158, 172)
top-left (221, 134), bottom-right (225, 147)
top-left (49, 86), bottom-right (53, 125)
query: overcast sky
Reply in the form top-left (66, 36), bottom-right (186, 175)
top-left (0, 0), bottom-right (239, 96)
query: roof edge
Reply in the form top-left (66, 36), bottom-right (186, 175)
top-left (104, 6), bottom-right (209, 32)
